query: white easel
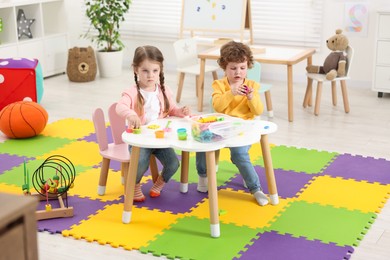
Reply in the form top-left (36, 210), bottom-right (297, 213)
top-left (180, 0), bottom-right (253, 45)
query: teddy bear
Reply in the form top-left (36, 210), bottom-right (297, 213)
top-left (66, 46), bottom-right (97, 82)
top-left (306, 29), bottom-right (349, 81)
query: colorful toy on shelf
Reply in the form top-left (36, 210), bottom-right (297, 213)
top-left (23, 155), bottom-right (76, 220)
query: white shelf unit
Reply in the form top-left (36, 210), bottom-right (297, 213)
top-left (0, 0), bottom-right (68, 77)
top-left (372, 9), bottom-right (390, 97)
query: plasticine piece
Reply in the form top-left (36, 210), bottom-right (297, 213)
top-left (133, 128), bottom-right (141, 134)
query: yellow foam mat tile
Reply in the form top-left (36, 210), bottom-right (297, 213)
top-left (217, 142), bottom-right (276, 163)
top-left (63, 204), bottom-right (181, 250)
top-left (37, 140), bottom-right (101, 167)
top-left (42, 118), bottom-right (95, 139)
top-left (188, 188), bottom-right (291, 229)
top-left (0, 183), bottom-right (22, 194)
top-left (69, 168), bottom-right (123, 202)
top-left (297, 175), bottom-right (390, 213)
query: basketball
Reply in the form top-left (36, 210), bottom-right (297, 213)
top-left (0, 100), bottom-right (48, 138)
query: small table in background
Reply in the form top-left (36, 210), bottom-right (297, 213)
top-left (197, 46), bottom-right (316, 122)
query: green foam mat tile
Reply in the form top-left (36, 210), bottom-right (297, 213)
top-left (140, 216), bottom-right (260, 260)
top-left (255, 145), bottom-right (338, 174)
top-left (0, 158), bottom-right (89, 187)
top-left (0, 135), bottom-right (73, 157)
top-left (267, 200), bottom-right (376, 246)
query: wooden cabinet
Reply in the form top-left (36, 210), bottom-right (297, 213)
top-left (372, 9), bottom-right (390, 97)
top-left (0, 0), bottom-right (68, 77)
top-left (0, 193), bottom-right (38, 260)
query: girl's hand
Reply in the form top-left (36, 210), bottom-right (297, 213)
top-left (181, 106), bottom-right (190, 116)
top-left (127, 115), bottom-right (141, 129)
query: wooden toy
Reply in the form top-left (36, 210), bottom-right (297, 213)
top-left (23, 155), bottom-right (76, 220)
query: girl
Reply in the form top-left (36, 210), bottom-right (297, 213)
top-left (196, 41), bottom-right (269, 206)
top-left (116, 45), bottom-right (190, 202)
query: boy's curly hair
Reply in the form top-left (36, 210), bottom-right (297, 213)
top-left (217, 41), bottom-right (254, 70)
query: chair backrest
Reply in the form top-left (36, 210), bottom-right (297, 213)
top-left (92, 108), bottom-right (109, 152)
top-left (246, 61), bottom-right (261, 83)
top-left (344, 46), bottom-right (354, 77)
top-left (108, 102), bottom-right (126, 145)
top-left (173, 38), bottom-right (199, 69)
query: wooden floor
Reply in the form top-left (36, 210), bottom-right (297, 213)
top-left (36, 70), bottom-right (390, 259)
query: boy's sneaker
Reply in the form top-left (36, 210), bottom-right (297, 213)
top-left (197, 176), bottom-right (208, 193)
top-left (254, 191), bottom-right (269, 206)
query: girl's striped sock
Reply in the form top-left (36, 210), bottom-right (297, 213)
top-left (149, 175), bottom-right (165, 197)
top-left (134, 183), bottom-right (145, 202)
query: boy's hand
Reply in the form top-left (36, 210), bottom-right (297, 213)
top-left (232, 84), bottom-right (247, 96)
top-left (246, 87), bottom-right (254, 100)
top-left (127, 115), bottom-right (141, 129)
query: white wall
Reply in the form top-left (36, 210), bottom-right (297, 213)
top-left (66, 0), bottom-right (390, 88)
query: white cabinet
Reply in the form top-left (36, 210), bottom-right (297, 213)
top-left (0, 0), bottom-right (68, 77)
top-left (372, 10), bottom-right (390, 97)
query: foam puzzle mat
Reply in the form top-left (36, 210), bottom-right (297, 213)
top-left (1, 118), bottom-right (390, 260)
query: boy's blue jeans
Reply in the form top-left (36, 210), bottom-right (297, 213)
top-left (129, 146), bottom-right (179, 184)
top-left (196, 145), bottom-right (262, 194)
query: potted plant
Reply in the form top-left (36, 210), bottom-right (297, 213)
top-left (84, 0), bottom-right (131, 77)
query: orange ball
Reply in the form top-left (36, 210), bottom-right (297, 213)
top-left (0, 100), bottom-right (48, 138)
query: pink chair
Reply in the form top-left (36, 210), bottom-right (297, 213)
top-left (92, 103), bottom-right (158, 195)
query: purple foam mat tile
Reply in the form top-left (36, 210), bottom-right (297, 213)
top-left (324, 154), bottom-right (390, 184)
top-left (133, 180), bottom-right (208, 214)
top-left (78, 126), bottom-right (112, 143)
top-left (0, 154), bottom-right (32, 174)
top-left (221, 167), bottom-right (314, 198)
top-left (237, 231), bottom-right (354, 260)
top-left (37, 195), bottom-right (118, 234)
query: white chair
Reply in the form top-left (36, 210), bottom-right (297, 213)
top-left (173, 38), bottom-right (219, 103)
top-left (246, 61), bottom-right (273, 118)
top-left (303, 46), bottom-right (354, 116)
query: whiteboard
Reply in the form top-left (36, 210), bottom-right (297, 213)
top-left (181, 0), bottom-right (247, 32)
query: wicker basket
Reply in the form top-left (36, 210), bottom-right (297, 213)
top-left (66, 46), bottom-right (97, 82)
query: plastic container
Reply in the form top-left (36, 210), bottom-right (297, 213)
top-left (190, 113), bottom-right (243, 143)
top-left (155, 130), bottom-right (165, 138)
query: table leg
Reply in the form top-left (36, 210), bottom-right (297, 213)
top-left (180, 151), bottom-right (189, 193)
top-left (287, 65), bottom-right (293, 122)
top-left (307, 56), bottom-right (313, 106)
top-left (122, 146), bottom-right (140, 224)
top-left (197, 58), bottom-right (206, 112)
top-left (205, 151), bottom-right (220, 238)
top-left (260, 134), bottom-right (279, 205)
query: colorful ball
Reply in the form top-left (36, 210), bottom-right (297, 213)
top-left (0, 100), bottom-right (48, 138)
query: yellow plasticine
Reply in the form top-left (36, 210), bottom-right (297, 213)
top-left (198, 116), bottom-right (217, 123)
top-left (147, 124), bottom-right (160, 129)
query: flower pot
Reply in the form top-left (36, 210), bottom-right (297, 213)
top-left (96, 50), bottom-right (123, 78)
